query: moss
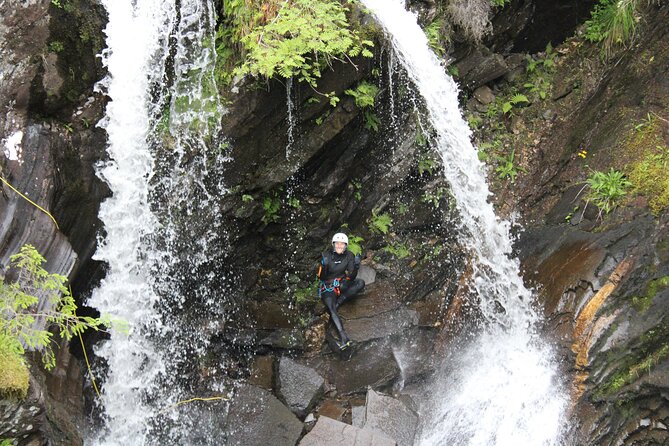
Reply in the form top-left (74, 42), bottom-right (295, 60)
top-left (41, 0), bottom-right (105, 115)
top-left (0, 340), bottom-right (29, 400)
top-left (595, 321), bottom-right (669, 397)
top-left (623, 115), bottom-right (669, 215)
top-left (631, 275), bottom-right (669, 312)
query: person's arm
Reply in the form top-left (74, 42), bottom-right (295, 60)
top-left (346, 252), bottom-right (361, 280)
top-left (317, 252), bottom-right (328, 280)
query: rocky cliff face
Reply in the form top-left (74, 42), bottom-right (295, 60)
top-left (1, 0), bottom-right (668, 444)
top-left (0, 0), bottom-right (108, 444)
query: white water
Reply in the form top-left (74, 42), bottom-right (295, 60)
top-left (89, 0), bottom-right (227, 444)
top-left (359, 1), bottom-right (567, 445)
top-left (89, 0), bottom-right (173, 443)
top-left (286, 77), bottom-right (296, 159)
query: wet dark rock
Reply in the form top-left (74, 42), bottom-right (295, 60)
top-left (327, 339), bottom-right (401, 395)
top-left (362, 389), bottom-right (418, 446)
top-left (455, 47), bottom-right (509, 90)
top-left (299, 416), bottom-right (395, 446)
top-left (0, 377), bottom-right (46, 444)
top-left (473, 85), bottom-right (495, 105)
top-left (260, 329), bottom-right (306, 351)
top-left (224, 385), bottom-right (303, 446)
top-left (315, 399), bottom-right (347, 422)
top-left (277, 357), bottom-right (325, 418)
top-left (248, 355), bottom-right (275, 391)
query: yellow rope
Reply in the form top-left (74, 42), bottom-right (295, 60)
top-left (0, 175), bottom-right (59, 230)
top-left (158, 396), bottom-right (230, 415)
top-left (79, 332), bottom-right (101, 398)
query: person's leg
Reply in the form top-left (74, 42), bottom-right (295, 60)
top-left (336, 278), bottom-right (365, 308)
top-left (321, 291), bottom-right (350, 344)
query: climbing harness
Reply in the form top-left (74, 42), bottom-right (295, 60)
top-left (319, 277), bottom-right (342, 297)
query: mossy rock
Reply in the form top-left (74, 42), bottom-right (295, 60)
top-left (0, 342), bottom-right (29, 400)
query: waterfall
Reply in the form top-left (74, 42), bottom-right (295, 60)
top-left (89, 0), bottom-right (227, 444)
top-left (359, 1), bottom-right (567, 445)
top-left (286, 77), bottom-right (296, 160)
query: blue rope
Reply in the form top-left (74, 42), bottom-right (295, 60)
top-left (318, 278), bottom-right (341, 297)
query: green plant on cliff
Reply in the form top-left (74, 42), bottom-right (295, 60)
top-left (262, 193), bottom-right (282, 224)
top-left (502, 94), bottom-right (529, 115)
top-left (220, 0), bottom-right (374, 91)
top-left (585, 0), bottom-right (641, 56)
top-left (424, 18), bottom-right (447, 57)
top-left (345, 81), bottom-right (381, 131)
top-left (495, 149), bottom-right (525, 183)
top-left (369, 211), bottom-right (393, 235)
top-left (346, 235), bottom-right (364, 256)
top-left (383, 242), bottom-right (410, 259)
top-left (585, 168), bottom-right (632, 214)
top-left (0, 245), bottom-right (110, 399)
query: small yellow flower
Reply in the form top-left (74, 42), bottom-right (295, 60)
top-left (578, 150), bottom-right (588, 159)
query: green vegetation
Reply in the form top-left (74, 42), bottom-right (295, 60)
top-left (596, 325), bottom-right (669, 397)
top-left (424, 18), bottom-right (447, 57)
top-left (585, 168), bottom-right (632, 214)
top-left (585, 0), bottom-right (641, 56)
top-left (383, 243), bottom-right (410, 259)
top-left (629, 144), bottom-right (669, 215)
top-left (418, 157), bottom-right (437, 176)
top-left (262, 193), bottom-right (281, 224)
top-left (295, 281), bottom-right (319, 305)
top-left (48, 41), bottom-right (65, 53)
top-left (501, 94), bottom-right (529, 115)
top-left (495, 149), bottom-right (525, 183)
top-left (287, 196), bottom-right (302, 210)
top-left (422, 187), bottom-right (448, 209)
top-left (1, 245), bottom-right (110, 399)
top-left (345, 81), bottom-right (380, 131)
top-left (369, 211), bottom-right (393, 235)
top-left (218, 0), bottom-right (374, 90)
top-left (0, 335), bottom-right (29, 399)
top-left (347, 235), bottom-right (364, 256)
top-left (349, 180), bottom-right (362, 201)
top-left (631, 276), bottom-right (669, 312)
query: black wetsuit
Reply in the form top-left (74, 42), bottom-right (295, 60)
top-left (318, 249), bottom-right (365, 345)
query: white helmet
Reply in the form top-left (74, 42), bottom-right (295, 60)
top-left (332, 232), bottom-right (348, 245)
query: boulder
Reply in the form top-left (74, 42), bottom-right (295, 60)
top-left (224, 385), bottom-right (303, 446)
top-left (455, 48), bottom-right (509, 89)
top-left (342, 307), bottom-right (418, 343)
top-left (337, 282), bottom-right (419, 343)
top-left (362, 390), bottom-right (419, 446)
top-left (299, 416), bottom-right (396, 446)
top-left (351, 405), bottom-right (366, 428)
top-left (328, 340), bottom-right (401, 394)
top-left (260, 329), bottom-right (305, 350)
top-left (248, 355), bottom-right (274, 391)
top-left (277, 357), bottom-right (325, 418)
top-left (473, 85), bottom-right (495, 105)
top-left (357, 265), bottom-right (377, 286)
top-left (316, 399), bottom-right (347, 422)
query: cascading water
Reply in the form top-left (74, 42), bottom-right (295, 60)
top-left (89, 0), bottom-right (229, 444)
top-left (359, 1), bottom-right (567, 444)
top-left (89, 0), bottom-right (174, 442)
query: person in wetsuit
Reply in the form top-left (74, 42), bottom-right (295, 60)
top-left (317, 232), bottom-right (365, 349)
